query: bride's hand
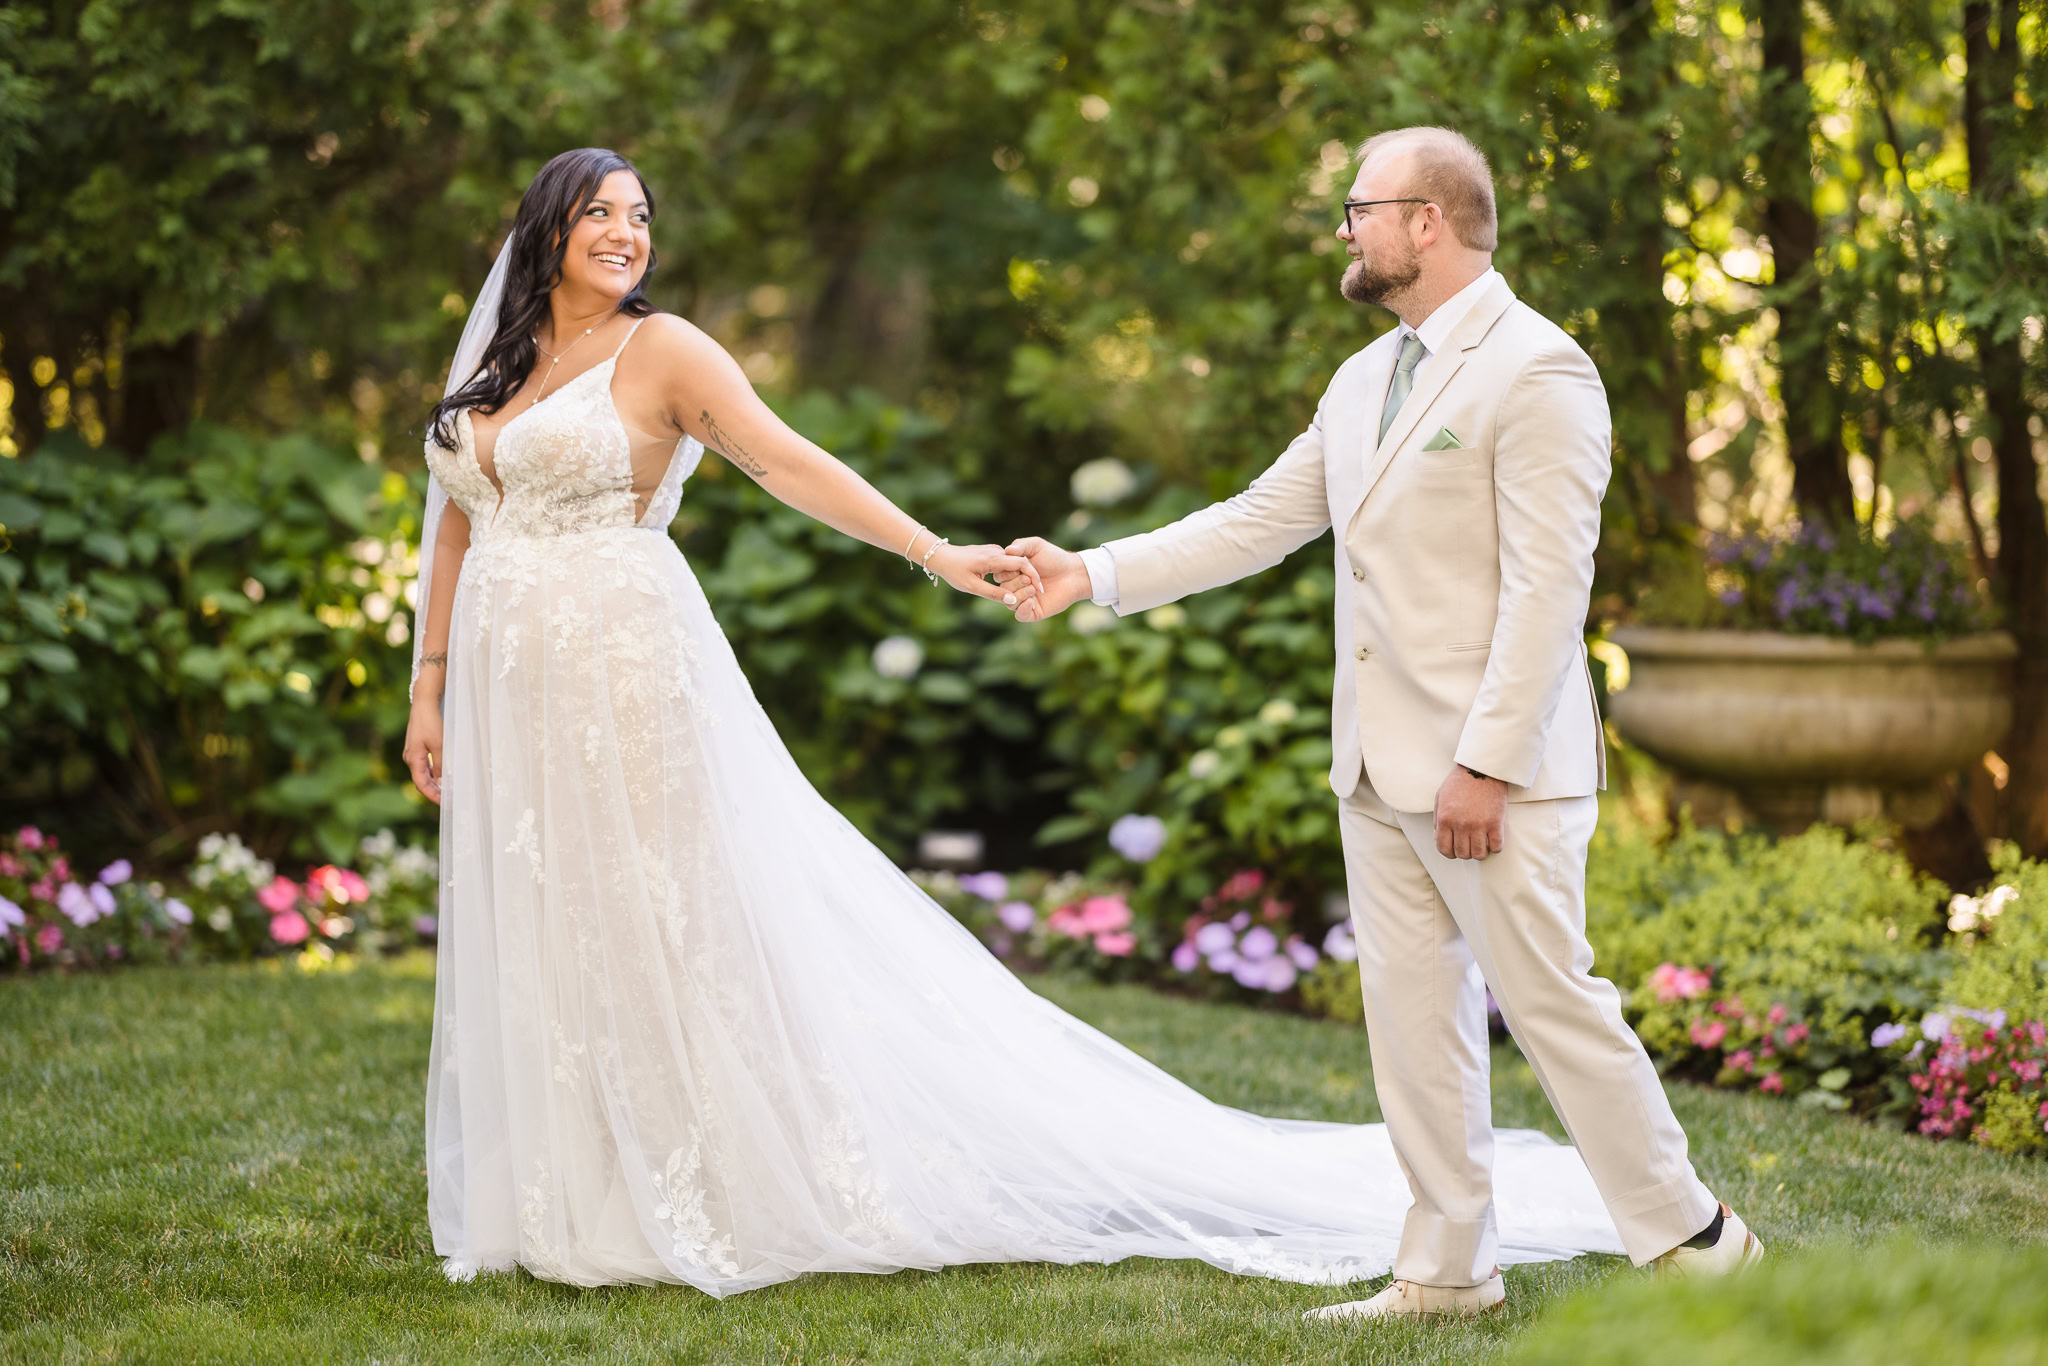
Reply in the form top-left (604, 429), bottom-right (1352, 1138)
top-left (928, 542), bottom-right (1044, 608)
top-left (403, 698), bottom-right (445, 805)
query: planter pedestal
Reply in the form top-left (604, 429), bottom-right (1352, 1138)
top-left (1607, 628), bottom-right (2017, 833)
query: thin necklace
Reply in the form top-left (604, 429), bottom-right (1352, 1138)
top-left (527, 317), bottom-right (605, 406)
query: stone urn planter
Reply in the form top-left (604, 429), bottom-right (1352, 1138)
top-left (1606, 627), bottom-right (2018, 831)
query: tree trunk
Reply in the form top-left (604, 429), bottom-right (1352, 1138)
top-left (1756, 1), bottom-right (1853, 524)
top-left (1609, 0), bottom-right (1695, 537)
top-left (108, 332), bottom-right (201, 459)
top-left (1964, 0), bottom-right (2048, 856)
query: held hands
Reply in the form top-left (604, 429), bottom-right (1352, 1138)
top-left (1433, 767), bottom-right (1506, 861)
top-left (924, 540), bottom-right (1046, 607)
top-left (993, 537), bottom-right (1092, 623)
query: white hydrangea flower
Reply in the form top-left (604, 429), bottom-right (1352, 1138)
top-left (1145, 604), bottom-right (1186, 630)
top-left (1070, 604), bottom-right (1117, 636)
top-left (1188, 749), bottom-right (1221, 780)
top-left (1069, 458), bottom-right (1136, 507)
top-left (1258, 699), bottom-right (1298, 726)
top-left (872, 635), bottom-right (924, 680)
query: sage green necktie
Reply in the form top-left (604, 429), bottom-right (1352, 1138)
top-left (1378, 332), bottom-right (1427, 446)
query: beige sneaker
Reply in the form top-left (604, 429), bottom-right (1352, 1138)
top-left (1650, 1204), bottom-right (1765, 1280)
top-left (1303, 1269), bottom-right (1506, 1322)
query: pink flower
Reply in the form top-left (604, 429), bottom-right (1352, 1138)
top-left (49, 856), bottom-right (70, 882)
top-left (305, 865), bottom-right (369, 905)
top-left (34, 922), bottom-right (63, 954)
top-left (17, 826), bottom-right (45, 851)
top-left (1046, 904), bottom-right (1087, 939)
top-left (257, 876), bottom-right (302, 914)
top-left (1648, 963), bottom-right (1712, 1003)
top-left (1078, 896), bottom-right (1132, 933)
top-left (0, 852), bottom-right (20, 876)
top-left (1783, 1023), bottom-right (1809, 1046)
top-left (1216, 870), bottom-right (1265, 902)
top-left (1690, 1019), bottom-right (1728, 1049)
top-left (1259, 896), bottom-right (1291, 923)
top-left (1766, 1004), bottom-right (1787, 1026)
top-left (1093, 932), bottom-right (1136, 957)
top-left (1759, 1073), bottom-right (1784, 1094)
top-left (28, 879), bottom-right (53, 903)
top-left (1728, 1050), bottom-right (1755, 1072)
top-left (269, 909), bottom-right (310, 945)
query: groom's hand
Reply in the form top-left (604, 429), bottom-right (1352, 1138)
top-left (999, 537), bottom-right (1091, 623)
top-left (1434, 767), bottom-right (1507, 861)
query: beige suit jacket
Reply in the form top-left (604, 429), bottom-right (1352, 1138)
top-left (1101, 273), bottom-right (1610, 813)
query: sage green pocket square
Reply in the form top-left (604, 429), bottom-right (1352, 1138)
top-left (1421, 426), bottom-right (1466, 452)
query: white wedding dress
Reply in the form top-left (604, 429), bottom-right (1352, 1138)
top-left (418, 317), bottom-right (1624, 1295)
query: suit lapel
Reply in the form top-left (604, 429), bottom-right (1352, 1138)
top-left (1333, 334), bottom-right (1400, 534)
top-left (1345, 275), bottom-right (1517, 529)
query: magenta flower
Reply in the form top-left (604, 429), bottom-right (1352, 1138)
top-left (1046, 904), bottom-right (1087, 939)
top-left (1216, 869), bottom-right (1265, 901)
top-left (17, 826), bottom-right (45, 851)
top-left (1170, 942), bottom-right (1199, 973)
top-left (97, 859), bottom-right (133, 886)
top-left (1783, 1022), bottom-right (1810, 1046)
top-left (269, 909), bottom-right (311, 945)
top-left (1759, 1073), bottom-right (1785, 1095)
top-left (1690, 1019), bottom-right (1728, 1049)
top-left (1648, 962), bottom-right (1712, 1003)
top-left (1093, 931), bottom-right (1136, 957)
top-left (49, 856), bottom-right (71, 882)
top-left (1766, 1003), bottom-right (1788, 1026)
top-left (1728, 1049), bottom-right (1755, 1072)
top-left (257, 876), bottom-right (302, 914)
top-left (0, 852), bottom-right (21, 877)
top-left (35, 922), bottom-right (62, 954)
top-left (995, 901), bottom-right (1037, 934)
top-left (1078, 896), bottom-right (1132, 933)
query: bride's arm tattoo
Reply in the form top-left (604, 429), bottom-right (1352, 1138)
top-left (421, 651), bottom-right (448, 668)
top-left (701, 410), bottom-right (767, 479)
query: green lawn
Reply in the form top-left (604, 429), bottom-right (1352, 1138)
top-left (3, 955), bottom-right (2045, 1364)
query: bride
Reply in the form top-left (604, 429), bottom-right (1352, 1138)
top-left (400, 147), bottom-right (1622, 1296)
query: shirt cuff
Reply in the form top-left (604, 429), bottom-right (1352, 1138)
top-left (1079, 547), bottom-right (1119, 607)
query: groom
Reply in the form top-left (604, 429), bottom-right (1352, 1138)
top-left (1002, 126), bottom-right (1761, 1318)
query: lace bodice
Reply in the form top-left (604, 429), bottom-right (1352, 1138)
top-left (424, 317), bottom-right (703, 542)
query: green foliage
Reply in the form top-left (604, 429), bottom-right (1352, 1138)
top-left (1976, 1088), bottom-right (2048, 1157)
top-left (1511, 1238), bottom-right (2048, 1366)
top-left (0, 427), bottom-right (417, 864)
top-left (1942, 842), bottom-right (2048, 1027)
top-left (1298, 957), bottom-right (1365, 1025)
top-left (679, 390), bottom-right (1042, 858)
top-left (1586, 822), bottom-right (1951, 1084)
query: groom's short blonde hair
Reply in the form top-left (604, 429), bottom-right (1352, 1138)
top-left (1353, 127), bottom-right (1497, 253)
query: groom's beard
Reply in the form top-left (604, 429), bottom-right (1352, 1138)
top-left (1341, 249), bottom-right (1422, 306)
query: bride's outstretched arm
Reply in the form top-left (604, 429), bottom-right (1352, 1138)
top-left (637, 315), bottom-right (1040, 606)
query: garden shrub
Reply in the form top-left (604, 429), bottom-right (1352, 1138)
top-left (1585, 821), bottom-right (1951, 1099)
top-left (0, 425), bottom-right (418, 866)
top-left (1509, 1238), bottom-right (2048, 1366)
top-left (1940, 842), bottom-right (2048, 1029)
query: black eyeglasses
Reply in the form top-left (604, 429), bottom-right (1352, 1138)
top-left (1341, 198), bottom-right (1430, 232)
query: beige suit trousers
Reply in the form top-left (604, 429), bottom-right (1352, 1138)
top-left (1337, 782), bottom-right (1717, 1282)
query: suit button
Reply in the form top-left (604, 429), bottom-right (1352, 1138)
top-left (1351, 567), bottom-right (1364, 581)
top-left (1354, 645), bottom-right (1369, 660)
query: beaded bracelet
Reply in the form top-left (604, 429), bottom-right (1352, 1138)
top-left (920, 536), bottom-right (950, 586)
top-left (902, 523), bottom-right (926, 559)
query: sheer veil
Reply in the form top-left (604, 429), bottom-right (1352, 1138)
top-left (409, 228), bottom-right (518, 703)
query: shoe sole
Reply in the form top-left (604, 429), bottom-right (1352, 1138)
top-left (1304, 1298), bottom-right (1506, 1323)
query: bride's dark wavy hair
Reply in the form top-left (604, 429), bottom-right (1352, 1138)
top-left (426, 147), bottom-right (660, 451)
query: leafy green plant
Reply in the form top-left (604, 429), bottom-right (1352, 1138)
top-left (0, 426), bottom-right (418, 866)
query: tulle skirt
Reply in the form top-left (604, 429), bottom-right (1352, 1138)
top-left (424, 524), bottom-right (1624, 1295)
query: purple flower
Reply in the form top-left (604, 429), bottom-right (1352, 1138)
top-left (1227, 910), bottom-right (1251, 932)
top-left (1284, 936), bottom-right (1320, 971)
top-left (1206, 949), bottom-right (1239, 974)
top-left (1262, 957), bottom-right (1299, 993)
top-left (1230, 958), bottom-right (1269, 990)
top-left (1870, 1022), bottom-right (1909, 1048)
top-left (164, 898), bottom-right (193, 926)
top-left (56, 882), bottom-right (97, 927)
top-left (1171, 942), bottom-right (1199, 973)
top-left (1193, 922), bottom-right (1235, 955)
top-left (414, 914), bottom-right (438, 938)
top-left (1717, 588), bottom-right (1743, 607)
top-left (1322, 923), bottom-right (1358, 962)
top-left (996, 900), bottom-right (1037, 934)
top-left (88, 883), bottom-right (116, 917)
top-left (1238, 926), bottom-right (1278, 961)
top-left (957, 872), bottom-right (1010, 901)
top-left (1107, 814), bottom-right (1168, 863)
top-left (97, 859), bottom-right (133, 886)
top-left (0, 896), bottom-right (23, 931)
top-left (1920, 1011), bottom-right (1951, 1042)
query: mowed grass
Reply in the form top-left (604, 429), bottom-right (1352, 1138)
top-left (3, 955), bottom-right (2045, 1364)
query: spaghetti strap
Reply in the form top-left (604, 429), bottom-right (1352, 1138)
top-left (610, 315), bottom-right (647, 361)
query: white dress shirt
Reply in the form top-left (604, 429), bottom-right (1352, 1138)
top-left (1079, 267), bottom-right (1505, 607)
